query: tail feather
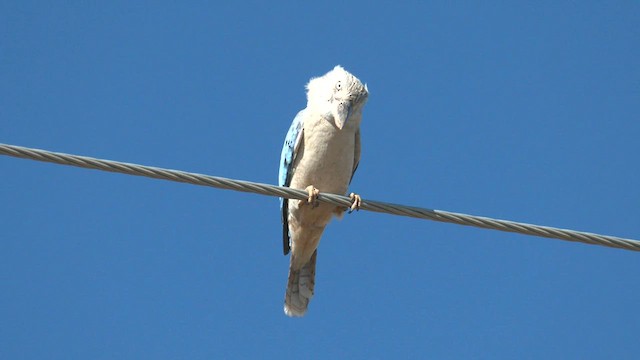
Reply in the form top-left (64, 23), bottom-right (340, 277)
top-left (284, 250), bottom-right (317, 317)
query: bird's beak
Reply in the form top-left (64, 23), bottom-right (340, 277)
top-left (333, 101), bottom-right (352, 130)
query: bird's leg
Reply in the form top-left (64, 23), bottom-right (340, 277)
top-left (305, 185), bottom-right (320, 208)
top-left (333, 192), bottom-right (362, 216)
top-left (348, 193), bottom-right (362, 213)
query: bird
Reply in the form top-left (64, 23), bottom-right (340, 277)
top-left (278, 65), bottom-right (369, 317)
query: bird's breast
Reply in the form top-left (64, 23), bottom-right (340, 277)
top-left (290, 115), bottom-right (358, 195)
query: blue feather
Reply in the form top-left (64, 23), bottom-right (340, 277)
top-left (279, 109), bottom-right (305, 254)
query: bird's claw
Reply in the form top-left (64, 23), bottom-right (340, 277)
top-left (305, 185), bottom-right (320, 208)
top-left (348, 193), bottom-right (361, 213)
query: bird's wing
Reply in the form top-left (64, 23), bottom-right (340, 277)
top-left (279, 110), bottom-right (305, 255)
top-left (350, 128), bottom-right (361, 184)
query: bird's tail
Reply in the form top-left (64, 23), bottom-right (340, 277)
top-left (284, 250), bottom-right (317, 317)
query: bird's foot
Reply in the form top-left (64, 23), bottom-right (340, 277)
top-left (305, 185), bottom-right (320, 208)
top-left (348, 193), bottom-right (362, 213)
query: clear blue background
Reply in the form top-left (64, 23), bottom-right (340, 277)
top-left (1, 2), bottom-right (639, 358)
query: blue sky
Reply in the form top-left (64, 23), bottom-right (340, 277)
top-left (1, 1), bottom-right (639, 358)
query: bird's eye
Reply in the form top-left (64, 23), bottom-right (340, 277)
top-left (336, 81), bottom-right (342, 90)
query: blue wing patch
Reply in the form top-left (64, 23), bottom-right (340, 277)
top-left (279, 110), bottom-right (305, 255)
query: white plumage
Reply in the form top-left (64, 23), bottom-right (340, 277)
top-left (279, 66), bottom-right (369, 317)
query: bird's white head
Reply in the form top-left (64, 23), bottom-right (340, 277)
top-left (306, 65), bottom-right (369, 130)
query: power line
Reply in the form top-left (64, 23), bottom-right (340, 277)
top-left (1, 142), bottom-right (638, 252)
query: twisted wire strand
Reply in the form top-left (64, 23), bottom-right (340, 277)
top-left (2, 143), bottom-right (638, 252)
